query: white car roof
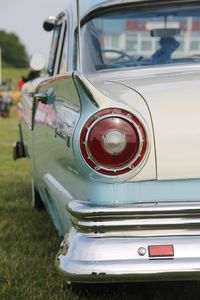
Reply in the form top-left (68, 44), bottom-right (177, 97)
top-left (79, 0), bottom-right (156, 17)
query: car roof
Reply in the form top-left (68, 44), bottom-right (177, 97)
top-left (65, 0), bottom-right (151, 18)
top-left (80, 0), bottom-right (153, 16)
top-left (78, 0), bottom-right (192, 18)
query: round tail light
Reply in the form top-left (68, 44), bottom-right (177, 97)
top-left (80, 108), bottom-right (148, 176)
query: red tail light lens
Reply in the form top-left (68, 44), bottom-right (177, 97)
top-left (80, 108), bottom-right (148, 175)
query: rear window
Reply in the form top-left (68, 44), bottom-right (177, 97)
top-left (81, 4), bottom-right (200, 72)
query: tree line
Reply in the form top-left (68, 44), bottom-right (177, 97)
top-left (0, 30), bottom-right (28, 68)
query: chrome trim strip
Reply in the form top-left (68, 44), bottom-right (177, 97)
top-left (67, 200), bottom-right (200, 232)
top-left (76, 0), bottom-right (82, 73)
top-left (73, 217), bottom-right (200, 232)
top-left (68, 200), bottom-right (200, 217)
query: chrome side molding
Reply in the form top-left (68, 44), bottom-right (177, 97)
top-left (67, 200), bottom-right (200, 233)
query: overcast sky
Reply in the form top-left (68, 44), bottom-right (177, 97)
top-left (0, 0), bottom-right (68, 63)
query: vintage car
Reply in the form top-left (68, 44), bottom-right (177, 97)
top-left (14, 0), bottom-right (200, 282)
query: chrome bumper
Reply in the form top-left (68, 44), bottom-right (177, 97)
top-left (56, 200), bottom-right (200, 283)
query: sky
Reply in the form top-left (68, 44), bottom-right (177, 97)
top-left (0, 0), bottom-right (108, 66)
top-left (0, 0), bottom-right (68, 63)
top-left (0, 0), bottom-right (105, 58)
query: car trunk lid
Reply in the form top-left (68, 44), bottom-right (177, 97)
top-left (112, 65), bottom-right (200, 180)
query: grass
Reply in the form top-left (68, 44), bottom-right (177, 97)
top-left (1, 111), bottom-right (200, 299)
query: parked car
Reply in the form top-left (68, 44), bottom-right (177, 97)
top-left (14, 0), bottom-right (200, 283)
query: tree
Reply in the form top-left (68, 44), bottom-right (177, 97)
top-left (0, 30), bottom-right (28, 68)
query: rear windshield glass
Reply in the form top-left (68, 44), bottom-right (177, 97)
top-left (81, 4), bottom-right (200, 72)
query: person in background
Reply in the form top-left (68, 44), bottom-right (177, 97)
top-left (17, 54), bottom-right (45, 89)
top-left (25, 68), bottom-right (41, 82)
top-left (17, 76), bottom-right (26, 89)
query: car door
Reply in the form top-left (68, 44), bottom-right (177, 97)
top-left (32, 15), bottom-right (81, 235)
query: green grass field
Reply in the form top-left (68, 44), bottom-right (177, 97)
top-left (1, 112), bottom-right (200, 300)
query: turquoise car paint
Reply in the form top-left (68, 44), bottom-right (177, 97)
top-left (42, 173), bottom-right (72, 235)
top-left (40, 172), bottom-right (200, 236)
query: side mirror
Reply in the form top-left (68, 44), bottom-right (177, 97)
top-left (43, 12), bottom-right (65, 32)
top-left (43, 16), bottom-right (57, 32)
top-left (29, 53), bottom-right (46, 71)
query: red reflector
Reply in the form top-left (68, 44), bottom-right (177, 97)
top-left (148, 245), bottom-right (174, 258)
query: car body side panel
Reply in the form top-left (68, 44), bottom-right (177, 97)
top-left (32, 75), bottom-right (81, 234)
top-left (17, 93), bottom-right (33, 158)
top-left (17, 78), bottom-right (45, 163)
